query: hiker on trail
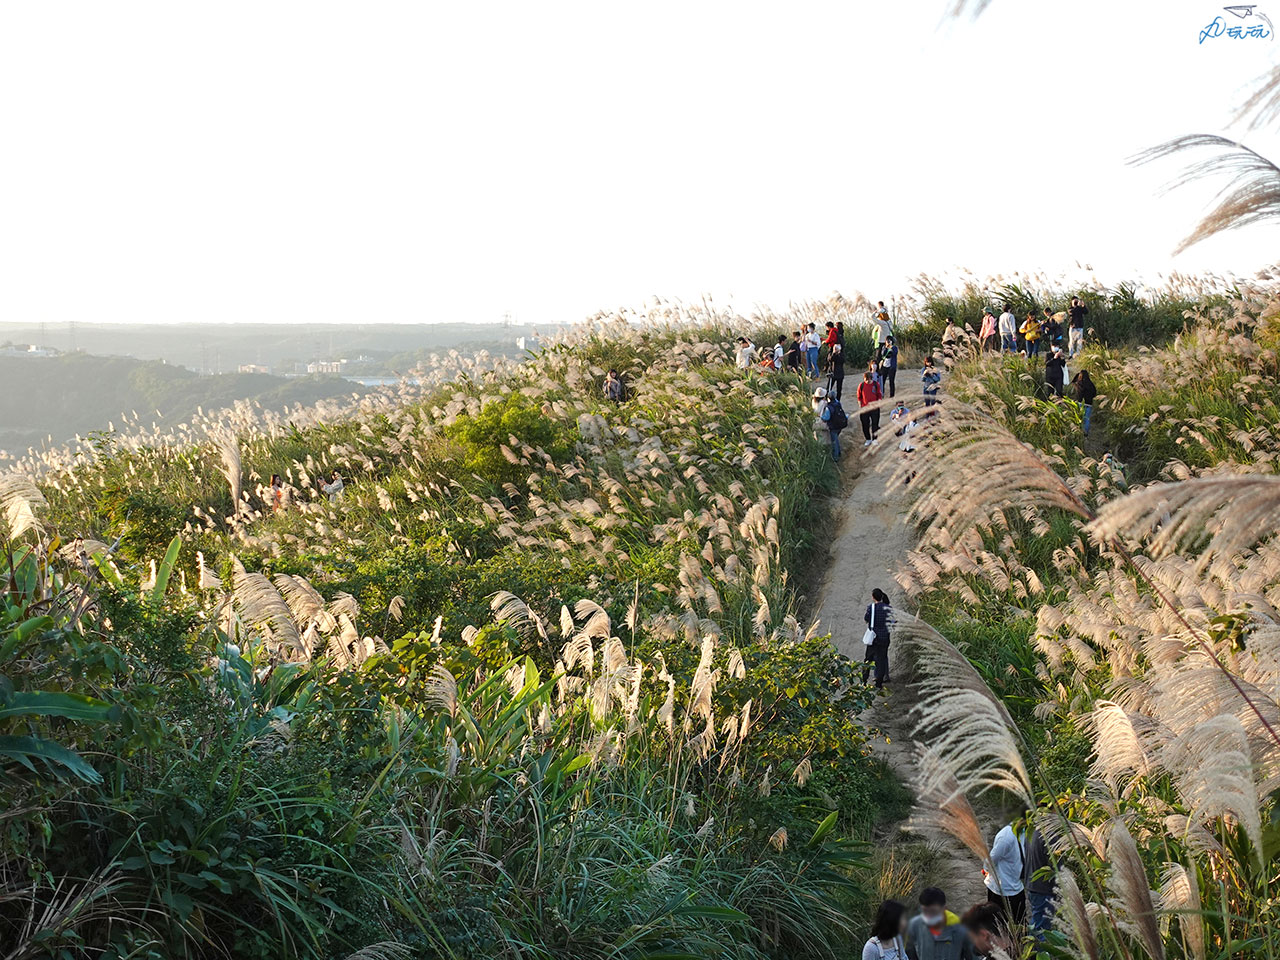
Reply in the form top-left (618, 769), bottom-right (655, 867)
top-left (998, 306), bottom-right (1018, 353)
top-left (319, 470), bottom-right (344, 504)
top-left (979, 309), bottom-right (997, 353)
top-left (1041, 308), bottom-right (1063, 351)
top-left (891, 400), bottom-right (916, 452)
top-left (770, 335), bottom-right (786, 371)
top-left (941, 317), bottom-right (959, 355)
top-left (1020, 313), bottom-right (1041, 357)
top-left (269, 474), bottom-right (284, 512)
top-left (1068, 297), bottom-right (1089, 356)
top-left (787, 331), bottom-right (803, 373)
top-left (837, 321), bottom-right (847, 349)
top-left (819, 388), bottom-right (849, 461)
top-left (921, 356), bottom-right (941, 407)
top-left (1072, 368), bottom-right (1097, 436)
top-left (1023, 822), bottom-right (1057, 935)
top-left (1044, 346), bottom-right (1067, 398)
top-left (735, 337), bottom-right (757, 371)
top-left (864, 900), bottom-right (908, 960)
top-left (873, 301), bottom-right (893, 359)
top-left (822, 322), bottom-right (839, 373)
top-left (829, 341), bottom-right (846, 400)
top-left (857, 371), bottom-right (882, 447)
top-left (960, 904), bottom-right (1016, 960)
top-left (984, 820), bottom-right (1027, 923)
top-left (866, 359), bottom-right (883, 393)
top-left (861, 587), bottom-right (892, 687)
top-left (880, 336), bottom-right (899, 398)
top-left (603, 369), bottom-right (626, 403)
top-left (906, 888), bottom-right (973, 960)
top-left (805, 323), bottom-right (822, 377)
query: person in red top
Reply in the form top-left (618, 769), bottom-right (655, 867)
top-left (857, 371), bottom-right (882, 446)
top-left (822, 322), bottom-right (839, 373)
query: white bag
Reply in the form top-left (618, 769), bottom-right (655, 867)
top-left (861, 627), bottom-right (877, 646)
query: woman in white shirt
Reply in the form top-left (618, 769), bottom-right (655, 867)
top-left (984, 821), bottom-right (1027, 923)
top-left (863, 900), bottom-right (907, 960)
top-left (735, 337), bottom-right (756, 371)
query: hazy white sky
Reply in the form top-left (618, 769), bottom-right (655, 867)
top-left (3, 0), bottom-right (1280, 326)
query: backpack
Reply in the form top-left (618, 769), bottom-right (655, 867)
top-left (823, 398), bottom-right (848, 432)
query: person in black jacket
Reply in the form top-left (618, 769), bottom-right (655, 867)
top-left (862, 588), bottom-right (892, 689)
top-left (1044, 347), bottom-right (1066, 398)
top-left (1072, 368), bottom-right (1097, 436)
top-left (879, 336), bottom-right (899, 398)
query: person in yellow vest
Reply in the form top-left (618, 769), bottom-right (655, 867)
top-left (1019, 313), bottom-right (1041, 357)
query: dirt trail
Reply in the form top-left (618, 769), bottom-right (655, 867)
top-left (810, 458), bottom-right (992, 908)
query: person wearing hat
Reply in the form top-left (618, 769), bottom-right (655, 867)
top-left (1044, 345), bottom-right (1067, 398)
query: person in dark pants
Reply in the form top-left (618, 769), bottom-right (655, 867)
top-left (880, 336), bottom-right (899, 398)
top-left (1044, 347), bottom-right (1066, 398)
top-left (862, 588), bottom-right (892, 688)
top-left (1071, 368), bottom-right (1097, 436)
top-left (829, 342), bottom-right (845, 400)
top-left (857, 371), bottom-right (882, 446)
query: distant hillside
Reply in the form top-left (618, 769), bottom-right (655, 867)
top-left (0, 353), bottom-right (365, 453)
top-left (0, 321), bottom-right (536, 374)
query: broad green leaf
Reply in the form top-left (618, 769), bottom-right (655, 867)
top-left (152, 534), bottom-right (182, 601)
top-left (0, 734), bottom-right (102, 782)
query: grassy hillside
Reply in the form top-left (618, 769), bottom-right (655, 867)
top-left (0, 353), bottom-right (365, 452)
top-left (881, 278), bottom-right (1280, 958)
top-left (1, 307), bottom-right (905, 959)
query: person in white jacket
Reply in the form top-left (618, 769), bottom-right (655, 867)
top-left (984, 821), bottom-right (1027, 923)
top-left (735, 337), bottom-right (756, 371)
top-left (998, 308), bottom-right (1018, 353)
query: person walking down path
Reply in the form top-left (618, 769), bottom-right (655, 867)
top-left (1072, 368), bottom-right (1097, 436)
top-left (1044, 346), bottom-right (1067, 398)
top-left (1020, 313), bottom-right (1041, 357)
top-left (857, 371), bottom-right (882, 447)
top-left (822, 321), bottom-right (839, 373)
top-left (1068, 297), bottom-right (1088, 357)
top-left (880, 336), bottom-right (899, 397)
top-left (979, 309), bottom-right (997, 353)
top-left (998, 307), bottom-right (1018, 353)
top-left (873, 301), bottom-right (894, 359)
top-left (984, 821), bottom-right (1027, 923)
top-left (906, 888), bottom-right (974, 960)
top-left (921, 356), bottom-right (942, 406)
top-left (804, 323), bottom-right (822, 377)
top-left (820, 389), bottom-right (849, 461)
top-left (861, 587), bottom-right (892, 687)
top-left (864, 901), bottom-right (909, 960)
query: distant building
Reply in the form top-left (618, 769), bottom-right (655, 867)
top-left (306, 359), bottom-right (347, 375)
top-left (0, 344), bottom-right (59, 358)
top-left (238, 363), bottom-right (272, 375)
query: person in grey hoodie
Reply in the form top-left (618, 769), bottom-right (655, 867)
top-left (905, 887), bottom-right (974, 960)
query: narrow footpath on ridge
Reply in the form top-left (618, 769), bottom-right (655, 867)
top-left (808, 456), bottom-right (993, 908)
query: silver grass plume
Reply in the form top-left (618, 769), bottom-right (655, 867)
top-left (1131, 135), bottom-right (1280, 255)
top-left (1158, 862), bottom-right (1205, 960)
top-left (213, 429), bottom-right (243, 512)
top-left (0, 473), bottom-right (46, 540)
top-left (425, 663), bottom-right (458, 718)
top-left (231, 558), bottom-right (303, 654)
top-left (1107, 820), bottom-right (1164, 960)
top-left (910, 744), bottom-right (992, 866)
top-left (1056, 869), bottom-right (1101, 960)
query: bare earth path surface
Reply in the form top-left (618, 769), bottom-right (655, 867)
top-left (809, 458), bottom-right (991, 908)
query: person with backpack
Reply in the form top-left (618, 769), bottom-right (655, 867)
top-left (921, 356), bottom-right (941, 406)
top-left (873, 301), bottom-right (893, 359)
top-left (820, 389), bottom-right (849, 461)
top-left (906, 888), bottom-right (973, 960)
top-left (864, 900), bottom-right (908, 960)
top-left (879, 336), bottom-right (899, 398)
top-left (829, 341), bottom-right (846, 400)
top-left (603, 369), bottom-right (626, 403)
top-left (772, 335), bottom-right (787, 371)
top-left (857, 370), bottom-right (882, 447)
top-left (861, 587), bottom-right (892, 688)
top-left (1072, 368), bottom-right (1097, 435)
top-left (1023, 820), bottom-right (1057, 936)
